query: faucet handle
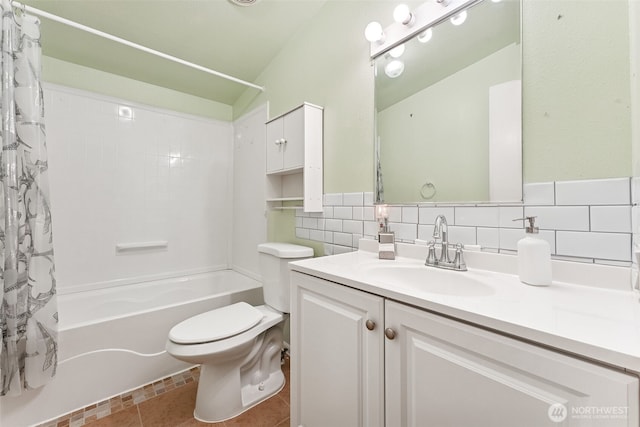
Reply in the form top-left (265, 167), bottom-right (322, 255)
top-left (425, 240), bottom-right (437, 266)
top-left (453, 243), bottom-right (467, 271)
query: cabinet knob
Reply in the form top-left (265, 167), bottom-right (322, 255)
top-left (385, 328), bottom-right (396, 340)
top-left (281, 138), bottom-right (287, 145)
top-left (365, 319), bottom-right (376, 331)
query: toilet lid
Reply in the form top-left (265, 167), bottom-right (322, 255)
top-left (169, 302), bottom-right (264, 344)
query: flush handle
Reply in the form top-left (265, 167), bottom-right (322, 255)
top-left (385, 328), bottom-right (396, 340)
top-left (365, 319), bottom-right (376, 331)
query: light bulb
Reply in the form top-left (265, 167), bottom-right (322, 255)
top-left (389, 44), bottom-right (405, 58)
top-left (385, 60), bottom-right (405, 78)
top-left (364, 21), bottom-right (385, 42)
top-left (393, 4), bottom-right (414, 26)
top-left (450, 10), bottom-right (467, 26)
top-left (417, 28), bottom-right (433, 43)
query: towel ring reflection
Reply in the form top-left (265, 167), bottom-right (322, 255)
top-left (420, 182), bottom-right (436, 200)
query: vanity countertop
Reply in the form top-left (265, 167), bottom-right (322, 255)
top-left (289, 245), bottom-right (640, 374)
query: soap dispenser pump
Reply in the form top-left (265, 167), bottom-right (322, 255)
top-left (516, 216), bottom-right (551, 286)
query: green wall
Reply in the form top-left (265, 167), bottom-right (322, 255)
top-left (233, 1), bottom-right (390, 247)
top-left (233, 1), bottom-right (387, 193)
top-left (43, 56), bottom-right (233, 121)
top-left (522, 0), bottom-right (632, 182)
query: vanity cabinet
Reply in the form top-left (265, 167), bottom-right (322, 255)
top-left (290, 273), bottom-right (384, 427)
top-left (290, 271), bottom-right (639, 427)
top-left (385, 300), bottom-right (638, 427)
top-left (265, 103), bottom-right (323, 212)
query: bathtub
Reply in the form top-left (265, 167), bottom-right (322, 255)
top-left (0, 270), bottom-right (264, 427)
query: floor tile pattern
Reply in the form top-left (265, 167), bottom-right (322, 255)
top-left (35, 358), bottom-right (289, 427)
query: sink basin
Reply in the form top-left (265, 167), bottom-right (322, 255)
top-left (363, 263), bottom-right (495, 297)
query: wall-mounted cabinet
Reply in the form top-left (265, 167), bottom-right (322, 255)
top-left (265, 103), bottom-right (323, 213)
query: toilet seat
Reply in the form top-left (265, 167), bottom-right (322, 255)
top-left (165, 304), bottom-right (284, 363)
top-left (169, 302), bottom-right (263, 344)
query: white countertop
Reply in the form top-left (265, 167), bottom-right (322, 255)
top-left (289, 243), bottom-right (640, 374)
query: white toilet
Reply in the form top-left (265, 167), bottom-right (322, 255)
top-left (165, 242), bottom-right (313, 423)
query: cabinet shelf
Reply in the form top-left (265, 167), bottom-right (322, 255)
top-left (266, 197), bottom-right (304, 202)
top-left (267, 197), bottom-right (304, 210)
top-left (266, 166), bottom-right (303, 177)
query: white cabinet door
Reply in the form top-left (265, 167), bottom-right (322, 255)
top-left (265, 117), bottom-right (284, 173)
top-left (265, 106), bottom-right (304, 174)
top-left (291, 272), bottom-right (384, 427)
top-left (385, 300), bottom-right (639, 427)
top-left (282, 106), bottom-right (304, 171)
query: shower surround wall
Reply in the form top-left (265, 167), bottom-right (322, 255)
top-left (296, 178), bottom-right (634, 267)
top-left (44, 84), bottom-right (233, 293)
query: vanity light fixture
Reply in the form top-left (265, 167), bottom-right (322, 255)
top-left (393, 4), bottom-right (415, 26)
top-left (385, 60), bottom-right (405, 78)
top-left (388, 43), bottom-right (405, 58)
top-left (417, 27), bottom-right (433, 43)
top-left (364, 21), bottom-right (385, 43)
top-left (450, 10), bottom-right (467, 25)
top-left (366, 0), bottom-right (479, 57)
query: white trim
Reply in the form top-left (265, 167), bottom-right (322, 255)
top-left (56, 265), bottom-right (229, 295)
top-left (231, 265), bottom-right (262, 282)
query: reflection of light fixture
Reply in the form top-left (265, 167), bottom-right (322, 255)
top-left (450, 10), bottom-right (467, 26)
top-left (389, 44), bottom-right (405, 58)
top-left (417, 28), bottom-right (433, 43)
top-left (375, 204), bottom-right (390, 233)
top-left (491, 0), bottom-right (502, 2)
top-left (375, 204), bottom-right (389, 220)
top-left (393, 4), bottom-right (415, 26)
top-left (367, 0), bottom-right (477, 58)
top-left (364, 21), bottom-right (385, 42)
top-left (385, 60), bottom-right (405, 78)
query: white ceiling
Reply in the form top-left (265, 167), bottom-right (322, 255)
top-left (23, 0), bottom-right (328, 106)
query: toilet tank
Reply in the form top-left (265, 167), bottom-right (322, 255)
top-left (258, 243), bottom-right (313, 313)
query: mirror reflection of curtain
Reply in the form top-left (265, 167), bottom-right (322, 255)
top-left (0, 0), bottom-right (58, 396)
top-left (375, 135), bottom-right (384, 203)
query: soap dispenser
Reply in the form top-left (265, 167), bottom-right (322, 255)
top-left (516, 216), bottom-right (551, 286)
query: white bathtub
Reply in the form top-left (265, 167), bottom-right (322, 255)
top-left (0, 270), bottom-right (264, 427)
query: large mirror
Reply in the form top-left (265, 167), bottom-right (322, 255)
top-left (375, 0), bottom-right (635, 204)
top-left (375, 0), bottom-right (522, 204)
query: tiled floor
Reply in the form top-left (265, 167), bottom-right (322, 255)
top-left (47, 358), bottom-right (290, 427)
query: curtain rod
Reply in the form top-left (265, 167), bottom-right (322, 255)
top-left (12, 1), bottom-right (265, 92)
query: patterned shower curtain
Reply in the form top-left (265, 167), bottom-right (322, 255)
top-left (0, 0), bottom-right (57, 396)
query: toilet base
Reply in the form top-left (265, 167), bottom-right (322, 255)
top-left (194, 370), bottom-right (285, 423)
top-left (193, 326), bottom-right (285, 423)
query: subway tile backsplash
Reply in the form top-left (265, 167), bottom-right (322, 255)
top-left (296, 178), bottom-right (635, 265)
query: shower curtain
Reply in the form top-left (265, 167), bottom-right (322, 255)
top-left (0, 0), bottom-right (57, 396)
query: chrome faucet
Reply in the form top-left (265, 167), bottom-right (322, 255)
top-left (433, 214), bottom-right (450, 263)
top-left (425, 214), bottom-right (467, 271)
